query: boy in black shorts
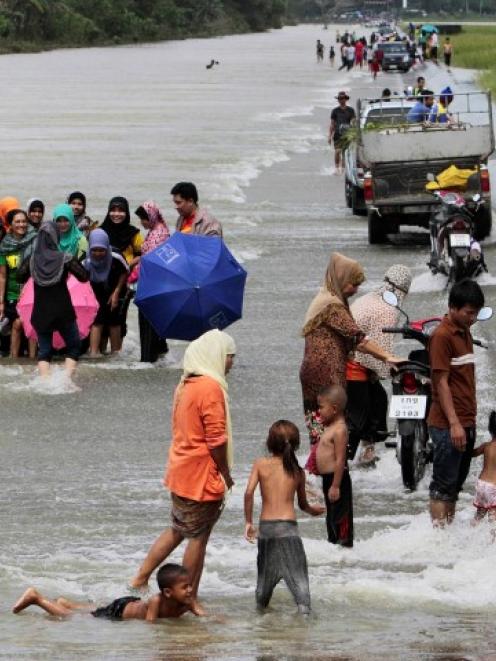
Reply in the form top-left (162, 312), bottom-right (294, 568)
top-left (12, 563), bottom-right (198, 621)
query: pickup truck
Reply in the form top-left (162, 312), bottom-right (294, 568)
top-left (354, 92), bottom-right (494, 244)
top-left (344, 98), bottom-right (416, 215)
top-left (378, 42), bottom-right (413, 72)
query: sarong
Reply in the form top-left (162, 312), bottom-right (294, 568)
top-left (322, 470), bottom-right (354, 547)
top-left (256, 520), bottom-right (311, 614)
top-left (171, 493), bottom-right (223, 538)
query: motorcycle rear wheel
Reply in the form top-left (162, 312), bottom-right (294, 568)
top-left (400, 421), bottom-right (428, 490)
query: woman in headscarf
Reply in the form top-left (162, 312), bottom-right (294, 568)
top-left (67, 191), bottom-right (95, 237)
top-left (27, 198), bottom-right (45, 230)
top-left (133, 201), bottom-right (170, 363)
top-left (18, 221), bottom-right (89, 378)
top-left (300, 252), bottom-right (403, 471)
top-left (347, 264), bottom-right (412, 464)
top-left (54, 203), bottom-right (88, 259)
top-left (130, 329), bottom-right (236, 615)
top-left (0, 196), bottom-right (20, 243)
top-left (100, 196), bottom-right (143, 265)
top-left (100, 197), bottom-right (143, 349)
top-left (83, 229), bottom-right (129, 357)
top-left (0, 209), bottom-right (37, 357)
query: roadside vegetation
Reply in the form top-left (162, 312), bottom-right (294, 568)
top-left (0, 0), bottom-right (287, 53)
top-left (450, 26), bottom-right (496, 95)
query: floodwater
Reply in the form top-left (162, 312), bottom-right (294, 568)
top-left (1, 24), bottom-right (496, 661)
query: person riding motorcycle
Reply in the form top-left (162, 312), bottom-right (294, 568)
top-left (346, 265), bottom-right (412, 464)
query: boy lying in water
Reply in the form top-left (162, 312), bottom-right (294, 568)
top-left (12, 563), bottom-right (197, 621)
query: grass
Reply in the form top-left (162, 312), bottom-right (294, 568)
top-left (447, 26), bottom-right (496, 94)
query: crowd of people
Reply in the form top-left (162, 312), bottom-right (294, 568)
top-left (8, 23), bottom-right (495, 628)
top-left (317, 24), bottom-right (453, 79)
top-left (0, 182), bottom-right (222, 371)
top-left (12, 257), bottom-right (496, 621)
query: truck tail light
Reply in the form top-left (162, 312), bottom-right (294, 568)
top-left (363, 173), bottom-right (374, 202)
top-left (480, 166), bottom-right (490, 193)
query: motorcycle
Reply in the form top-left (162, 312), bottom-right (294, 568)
top-left (381, 290), bottom-right (491, 490)
top-left (428, 191), bottom-right (487, 284)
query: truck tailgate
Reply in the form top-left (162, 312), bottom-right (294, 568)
top-left (360, 124), bottom-right (493, 166)
top-left (372, 159), bottom-right (481, 206)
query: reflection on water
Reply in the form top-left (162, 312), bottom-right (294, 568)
top-left (1, 22), bottom-right (496, 661)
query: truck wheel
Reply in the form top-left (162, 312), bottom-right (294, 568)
top-left (400, 422), bottom-right (427, 491)
top-left (368, 210), bottom-right (387, 244)
top-left (352, 185), bottom-right (366, 216)
top-left (473, 204), bottom-right (492, 240)
top-left (345, 178), bottom-right (352, 208)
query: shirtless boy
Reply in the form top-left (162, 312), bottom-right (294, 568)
top-left (244, 419), bottom-right (325, 614)
top-left (316, 385), bottom-right (353, 547)
top-left (472, 411), bottom-right (496, 527)
top-left (12, 563), bottom-right (197, 622)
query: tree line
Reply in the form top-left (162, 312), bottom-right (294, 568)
top-left (0, 0), bottom-right (289, 50)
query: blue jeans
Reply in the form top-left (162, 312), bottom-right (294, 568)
top-left (37, 321), bottom-right (81, 362)
top-left (429, 426), bottom-right (475, 502)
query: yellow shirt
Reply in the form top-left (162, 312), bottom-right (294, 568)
top-left (121, 232), bottom-right (143, 265)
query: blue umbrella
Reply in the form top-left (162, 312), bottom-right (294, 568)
top-left (135, 233), bottom-right (247, 341)
top-left (421, 24), bottom-right (438, 34)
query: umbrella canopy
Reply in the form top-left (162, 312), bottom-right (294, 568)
top-left (17, 276), bottom-right (99, 349)
top-left (421, 24), bottom-right (438, 33)
top-left (135, 233), bottom-right (247, 341)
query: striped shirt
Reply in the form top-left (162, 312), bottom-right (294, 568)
top-left (428, 315), bottom-right (476, 428)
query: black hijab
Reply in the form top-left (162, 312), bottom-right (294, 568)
top-left (67, 191), bottom-right (86, 212)
top-left (100, 196), bottom-right (139, 252)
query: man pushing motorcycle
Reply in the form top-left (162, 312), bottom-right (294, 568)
top-left (428, 279), bottom-right (488, 526)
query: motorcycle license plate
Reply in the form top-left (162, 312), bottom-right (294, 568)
top-left (449, 233), bottom-right (470, 248)
top-left (389, 395), bottom-right (427, 419)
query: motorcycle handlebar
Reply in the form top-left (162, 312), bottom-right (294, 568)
top-left (382, 327), bottom-right (404, 333)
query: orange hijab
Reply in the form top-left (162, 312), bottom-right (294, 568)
top-left (0, 197), bottom-right (20, 231)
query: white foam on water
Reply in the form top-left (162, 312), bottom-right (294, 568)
top-left (255, 105), bottom-right (315, 122)
top-left (0, 364), bottom-right (24, 378)
top-left (10, 367), bottom-right (82, 395)
top-left (231, 248), bottom-right (263, 264)
top-left (477, 271), bottom-right (496, 286)
top-left (410, 270), bottom-right (449, 293)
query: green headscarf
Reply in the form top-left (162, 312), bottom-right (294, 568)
top-left (54, 203), bottom-right (84, 257)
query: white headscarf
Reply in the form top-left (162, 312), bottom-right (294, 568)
top-left (177, 329), bottom-right (236, 468)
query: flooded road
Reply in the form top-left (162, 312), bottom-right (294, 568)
top-left (1, 24), bottom-right (496, 660)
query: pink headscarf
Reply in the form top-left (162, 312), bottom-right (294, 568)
top-left (141, 200), bottom-right (170, 255)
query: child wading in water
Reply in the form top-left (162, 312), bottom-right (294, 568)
top-left (12, 564), bottom-right (197, 621)
top-left (244, 420), bottom-right (325, 614)
top-left (316, 385), bottom-right (354, 547)
top-left (472, 411), bottom-right (496, 528)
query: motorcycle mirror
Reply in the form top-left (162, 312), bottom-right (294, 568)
top-left (477, 306), bottom-right (493, 321)
top-left (473, 193), bottom-right (481, 202)
top-left (382, 290), bottom-right (398, 307)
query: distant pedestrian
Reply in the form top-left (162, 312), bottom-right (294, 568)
top-left (371, 54), bottom-right (380, 80)
top-left (316, 40), bottom-right (324, 62)
top-left (430, 30), bottom-right (439, 65)
top-left (346, 43), bottom-right (355, 70)
top-left (443, 37), bottom-right (453, 70)
top-left (329, 46), bottom-right (335, 67)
